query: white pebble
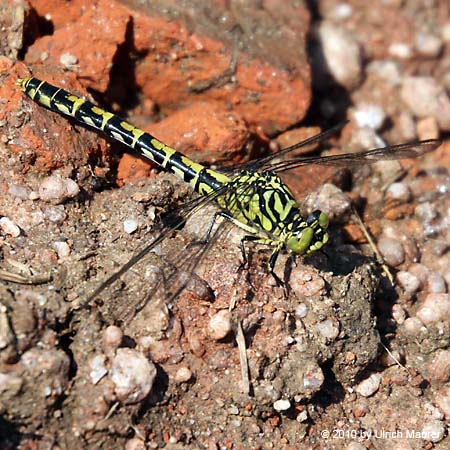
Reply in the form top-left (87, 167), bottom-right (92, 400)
top-left (303, 364), bottom-right (324, 390)
top-left (421, 420), bottom-right (445, 443)
top-left (295, 303), bottom-right (308, 318)
top-left (435, 387), bottom-right (450, 419)
top-left (396, 271), bottom-right (420, 294)
top-left (442, 23), bottom-right (450, 42)
top-left (110, 348), bottom-right (157, 404)
top-left (346, 443), bottom-right (366, 450)
top-left (89, 354), bottom-right (108, 384)
top-left (125, 437), bottom-right (146, 450)
top-left (43, 205), bottom-right (67, 223)
top-left (391, 304), bottom-right (406, 325)
top-left (366, 59), bottom-right (402, 85)
top-left (102, 325), bottom-right (123, 349)
top-left (273, 399), bottom-right (291, 412)
top-left (417, 116), bottom-right (440, 140)
top-left (296, 409), bottom-right (308, 422)
top-left (355, 373), bottom-right (381, 397)
top-left (317, 21), bottom-right (362, 89)
top-left (38, 175), bottom-right (80, 204)
top-left (60, 52), bottom-right (78, 68)
top-left (401, 77), bottom-right (450, 130)
top-left (428, 350), bottom-right (450, 383)
top-left (398, 111), bottom-right (417, 140)
top-left (123, 218), bottom-right (138, 234)
top-left (403, 317), bottom-right (426, 334)
top-left (352, 103), bottom-right (386, 130)
top-left (378, 237), bottom-right (405, 267)
top-left (388, 42), bottom-right (412, 59)
top-left (0, 217), bottom-right (21, 237)
top-left (52, 241), bottom-right (70, 258)
top-left (427, 271), bottom-right (447, 293)
top-left (416, 293), bottom-right (450, 325)
top-left (386, 183), bottom-right (411, 202)
top-left (415, 32), bottom-right (442, 57)
top-left (415, 202), bottom-right (437, 222)
top-left (332, 3), bottom-right (353, 20)
top-left (174, 366), bottom-right (192, 383)
top-left (8, 184), bottom-right (31, 200)
top-left (315, 319), bottom-right (340, 340)
top-left (208, 310), bottom-right (232, 340)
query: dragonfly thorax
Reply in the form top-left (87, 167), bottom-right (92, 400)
top-left (285, 210), bottom-right (329, 255)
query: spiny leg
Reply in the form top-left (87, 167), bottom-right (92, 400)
top-left (238, 235), bottom-right (261, 271)
top-left (268, 243), bottom-right (285, 288)
top-left (189, 211), bottom-right (234, 247)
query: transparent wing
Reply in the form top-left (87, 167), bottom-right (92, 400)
top-left (268, 139), bottom-right (440, 173)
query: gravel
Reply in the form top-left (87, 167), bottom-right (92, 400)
top-left (110, 348), bottom-right (157, 404)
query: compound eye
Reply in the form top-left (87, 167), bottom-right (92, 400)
top-left (287, 227), bottom-right (314, 254)
top-left (306, 210), bottom-right (329, 229)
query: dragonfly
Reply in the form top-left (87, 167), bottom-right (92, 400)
top-left (16, 77), bottom-right (440, 317)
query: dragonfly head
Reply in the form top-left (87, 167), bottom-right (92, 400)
top-left (286, 210), bottom-right (329, 255)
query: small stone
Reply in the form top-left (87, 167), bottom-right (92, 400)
top-left (315, 319), bottom-right (340, 340)
top-left (123, 218), bottom-right (138, 234)
top-left (416, 116), bottom-right (440, 140)
top-left (355, 373), bottom-right (381, 397)
top-left (421, 420), bottom-right (445, 443)
top-left (0, 372), bottom-right (23, 397)
top-left (403, 317), bottom-right (426, 334)
top-left (416, 293), bottom-right (450, 325)
top-left (110, 348), bottom-right (157, 404)
top-left (38, 175), bottom-right (80, 204)
top-left (346, 443), bottom-right (366, 450)
top-left (273, 399), bottom-right (291, 412)
top-left (296, 409), bottom-right (308, 422)
top-left (52, 241), bottom-right (70, 258)
top-left (435, 387), bottom-right (450, 419)
top-left (59, 52), bottom-right (78, 68)
top-left (442, 23), bottom-right (450, 42)
top-left (415, 32), bottom-right (442, 57)
top-left (0, 217), bottom-right (20, 237)
top-left (386, 183), bottom-right (411, 202)
top-left (427, 350), bottom-right (450, 383)
top-left (317, 21), bottom-right (362, 89)
top-left (8, 184), bottom-right (31, 200)
top-left (388, 42), bottom-right (412, 59)
top-left (415, 202), bottom-right (437, 222)
top-left (396, 271), bottom-right (420, 294)
top-left (89, 354), bottom-right (108, 384)
top-left (125, 437), bottom-right (146, 450)
top-left (295, 303), bottom-right (308, 319)
top-left (401, 77), bottom-right (450, 130)
top-left (377, 237), bottom-right (405, 267)
top-left (303, 183), bottom-right (351, 222)
top-left (426, 271), bottom-right (446, 293)
top-left (408, 263), bottom-right (429, 287)
top-left (391, 304), bottom-right (406, 325)
top-left (208, 310), bottom-right (232, 340)
top-left (398, 112), bottom-right (417, 140)
top-left (352, 103), bottom-right (386, 130)
top-left (331, 3), bottom-right (353, 20)
top-left (303, 364), bottom-right (324, 390)
top-left (43, 206), bottom-right (67, 223)
top-left (174, 366), bottom-right (192, 383)
top-left (102, 325), bottom-right (123, 349)
top-left (366, 59), bottom-right (402, 85)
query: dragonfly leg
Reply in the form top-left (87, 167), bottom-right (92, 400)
top-left (189, 211), bottom-right (233, 247)
top-left (238, 235), bottom-right (260, 272)
top-left (268, 244), bottom-right (285, 287)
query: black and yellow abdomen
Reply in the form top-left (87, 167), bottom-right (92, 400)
top-left (16, 77), bottom-right (230, 196)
